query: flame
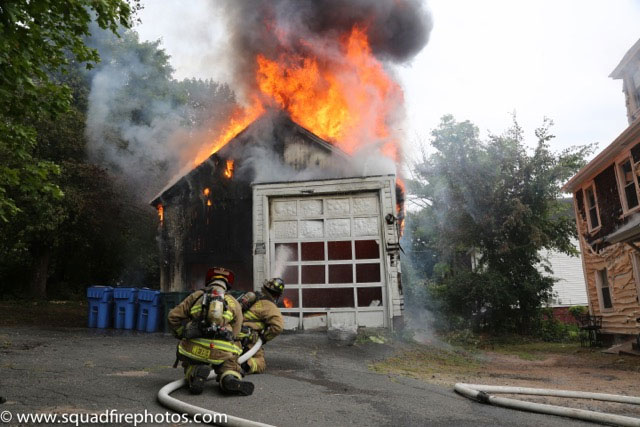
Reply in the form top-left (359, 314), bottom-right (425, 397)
top-left (223, 160), bottom-right (234, 179)
top-left (194, 96), bottom-right (265, 166)
top-left (283, 297), bottom-right (293, 308)
top-left (193, 25), bottom-right (403, 167)
top-left (157, 204), bottom-right (164, 222)
top-left (206, 199), bottom-right (212, 207)
top-left (256, 26), bottom-right (402, 157)
top-left (203, 188), bottom-right (210, 196)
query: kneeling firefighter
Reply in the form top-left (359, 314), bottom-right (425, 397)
top-left (167, 267), bottom-right (254, 396)
top-left (236, 278), bottom-right (285, 375)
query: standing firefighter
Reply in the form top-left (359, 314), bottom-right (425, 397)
top-left (237, 278), bottom-right (285, 375)
top-left (167, 267), bottom-right (254, 396)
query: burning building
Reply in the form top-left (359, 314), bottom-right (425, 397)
top-left (151, 112), bottom-right (404, 329)
top-left (149, 0), bottom-right (431, 330)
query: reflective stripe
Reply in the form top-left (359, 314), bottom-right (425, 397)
top-left (249, 358), bottom-right (258, 373)
top-left (190, 338), bottom-right (242, 355)
top-left (222, 310), bottom-right (234, 321)
top-left (244, 310), bottom-right (259, 321)
top-left (190, 305), bottom-right (202, 316)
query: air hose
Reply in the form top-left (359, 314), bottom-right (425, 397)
top-left (455, 383), bottom-right (640, 427)
top-left (158, 339), bottom-right (274, 427)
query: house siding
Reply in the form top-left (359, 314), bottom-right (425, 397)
top-left (544, 238), bottom-right (588, 307)
top-left (576, 209), bottom-right (640, 335)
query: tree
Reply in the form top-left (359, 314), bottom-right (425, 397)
top-left (0, 0), bottom-right (138, 222)
top-left (407, 115), bottom-right (591, 333)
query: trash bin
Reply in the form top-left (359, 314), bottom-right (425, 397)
top-left (87, 286), bottom-right (114, 328)
top-left (136, 288), bottom-right (162, 332)
top-left (113, 287), bottom-right (138, 330)
top-left (161, 291), bottom-right (191, 332)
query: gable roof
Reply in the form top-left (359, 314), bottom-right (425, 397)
top-left (149, 111), bottom-right (351, 205)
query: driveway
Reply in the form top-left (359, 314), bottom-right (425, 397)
top-left (0, 327), bottom-right (588, 426)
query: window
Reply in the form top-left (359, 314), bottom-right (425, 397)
top-left (582, 184), bottom-right (600, 231)
top-left (631, 252), bottom-right (640, 303)
top-left (617, 155), bottom-right (640, 212)
top-left (595, 269), bottom-right (613, 311)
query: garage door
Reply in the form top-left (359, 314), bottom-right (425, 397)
top-left (269, 193), bottom-right (386, 329)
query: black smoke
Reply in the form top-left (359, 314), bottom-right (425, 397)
top-left (213, 0), bottom-right (432, 92)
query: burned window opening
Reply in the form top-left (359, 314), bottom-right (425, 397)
top-left (302, 288), bottom-right (354, 308)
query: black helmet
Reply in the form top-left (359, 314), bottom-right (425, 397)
top-left (262, 278), bottom-right (285, 297)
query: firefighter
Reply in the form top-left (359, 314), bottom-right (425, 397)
top-left (167, 267), bottom-right (254, 396)
top-left (237, 278), bottom-right (285, 375)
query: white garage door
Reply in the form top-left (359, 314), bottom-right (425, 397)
top-left (269, 193), bottom-right (386, 329)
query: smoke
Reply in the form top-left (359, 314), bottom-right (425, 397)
top-left (84, 26), bottom-right (237, 200)
top-left (212, 0), bottom-right (432, 94)
top-left (272, 245), bottom-right (293, 278)
top-left (221, 111), bottom-right (398, 184)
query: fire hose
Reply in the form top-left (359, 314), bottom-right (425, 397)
top-left (158, 339), bottom-right (275, 427)
top-left (454, 383), bottom-right (640, 427)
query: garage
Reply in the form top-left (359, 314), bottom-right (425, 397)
top-left (252, 176), bottom-right (403, 330)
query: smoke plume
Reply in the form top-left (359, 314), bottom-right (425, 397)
top-left (214, 0), bottom-right (432, 94)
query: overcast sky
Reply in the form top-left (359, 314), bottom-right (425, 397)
top-left (136, 0), bottom-right (640, 160)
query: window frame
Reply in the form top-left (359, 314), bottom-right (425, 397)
top-left (595, 268), bottom-right (614, 312)
top-left (580, 181), bottom-right (601, 233)
top-left (630, 251), bottom-right (640, 304)
top-left (615, 151), bottom-right (640, 216)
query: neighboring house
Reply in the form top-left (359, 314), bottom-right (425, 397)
top-left (150, 112), bottom-right (404, 330)
top-left (542, 237), bottom-right (588, 323)
top-left (562, 38), bottom-right (640, 342)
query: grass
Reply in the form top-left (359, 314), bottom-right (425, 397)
top-left (370, 343), bottom-right (481, 380)
top-left (371, 328), bottom-right (640, 390)
top-left (0, 300), bottom-right (87, 327)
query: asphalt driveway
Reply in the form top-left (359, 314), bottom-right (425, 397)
top-left (0, 327), bottom-right (589, 426)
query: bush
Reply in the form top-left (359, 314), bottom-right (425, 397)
top-left (536, 307), bottom-right (580, 342)
top-left (568, 305), bottom-right (588, 321)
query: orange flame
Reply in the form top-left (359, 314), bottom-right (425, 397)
top-left (193, 25), bottom-right (403, 167)
top-left (206, 199), bottom-right (212, 207)
top-left (157, 204), bottom-right (164, 222)
top-left (194, 96), bottom-right (265, 166)
top-left (203, 188), bottom-right (210, 196)
top-left (283, 297), bottom-right (293, 308)
top-left (256, 26), bottom-right (402, 158)
top-left (223, 160), bottom-right (234, 179)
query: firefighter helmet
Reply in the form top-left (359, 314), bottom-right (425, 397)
top-left (205, 267), bottom-right (235, 289)
top-left (262, 278), bottom-right (285, 296)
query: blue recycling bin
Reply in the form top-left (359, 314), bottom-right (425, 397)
top-left (113, 287), bottom-right (138, 329)
top-left (136, 289), bottom-right (162, 332)
top-left (87, 286), bottom-right (114, 328)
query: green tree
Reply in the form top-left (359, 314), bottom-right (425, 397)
top-left (407, 115), bottom-right (591, 333)
top-left (0, 0), bottom-right (138, 222)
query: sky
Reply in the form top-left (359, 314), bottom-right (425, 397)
top-left (135, 0), bottom-right (640, 161)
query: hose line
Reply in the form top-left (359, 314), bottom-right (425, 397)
top-left (455, 383), bottom-right (640, 427)
top-left (158, 339), bottom-right (274, 427)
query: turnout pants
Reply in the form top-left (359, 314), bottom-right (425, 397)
top-left (243, 341), bottom-right (266, 375)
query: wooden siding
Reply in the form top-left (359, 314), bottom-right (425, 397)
top-left (576, 208), bottom-right (640, 335)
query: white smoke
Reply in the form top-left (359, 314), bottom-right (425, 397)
top-left (272, 245), bottom-right (293, 278)
top-left (84, 28), bottom-right (236, 200)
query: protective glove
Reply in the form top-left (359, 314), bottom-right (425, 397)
top-left (172, 325), bottom-right (184, 340)
top-left (182, 321), bottom-right (202, 339)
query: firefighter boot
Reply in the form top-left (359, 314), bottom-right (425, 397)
top-left (220, 371), bottom-right (254, 396)
top-left (186, 365), bottom-right (211, 395)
